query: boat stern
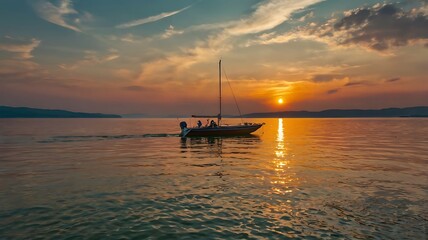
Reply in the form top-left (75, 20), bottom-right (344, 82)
top-left (179, 121), bottom-right (191, 137)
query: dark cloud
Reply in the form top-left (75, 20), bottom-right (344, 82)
top-left (311, 74), bottom-right (344, 82)
top-left (334, 9), bottom-right (371, 30)
top-left (326, 89), bottom-right (339, 94)
top-left (333, 4), bottom-right (428, 51)
top-left (386, 77), bottom-right (401, 82)
top-left (124, 85), bottom-right (146, 91)
top-left (344, 81), bottom-right (366, 87)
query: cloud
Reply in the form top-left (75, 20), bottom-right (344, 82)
top-left (226, 0), bottom-right (324, 35)
top-left (0, 37), bottom-right (41, 59)
top-left (386, 77), bottom-right (401, 82)
top-left (120, 34), bottom-right (137, 43)
top-left (74, 11), bottom-right (93, 24)
top-left (344, 81), bottom-right (366, 87)
top-left (116, 5), bottom-right (190, 29)
top-left (154, 1), bottom-right (320, 42)
top-left (33, 0), bottom-right (81, 32)
top-left (0, 37), bottom-right (46, 84)
top-left (187, 22), bottom-right (237, 32)
top-left (138, 0), bottom-right (323, 83)
top-left (333, 4), bottom-right (428, 51)
top-left (161, 25), bottom-right (184, 39)
top-left (58, 49), bottom-right (119, 70)
top-left (326, 89), bottom-right (339, 94)
top-left (109, 34), bottom-right (149, 43)
top-left (311, 74), bottom-right (344, 83)
top-left (124, 86), bottom-right (144, 91)
top-left (250, 3), bottom-right (428, 51)
top-left (297, 11), bottom-right (314, 22)
top-left (0, 60), bottom-right (41, 79)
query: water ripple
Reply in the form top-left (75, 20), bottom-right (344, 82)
top-left (0, 118), bottom-right (427, 239)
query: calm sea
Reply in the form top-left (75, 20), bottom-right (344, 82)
top-left (0, 118), bottom-right (427, 239)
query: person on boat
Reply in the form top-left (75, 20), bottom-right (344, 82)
top-left (210, 120), bottom-right (218, 128)
top-left (206, 119), bottom-right (210, 127)
top-left (197, 120), bottom-right (202, 128)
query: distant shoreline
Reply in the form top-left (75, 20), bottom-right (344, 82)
top-left (240, 106), bottom-right (428, 118)
top-left (0, 106), bottom-right (121, 118)
top-left (1, 105), bottom-right (427, 118)
top-left (122, 106), bottom-right (428, 118)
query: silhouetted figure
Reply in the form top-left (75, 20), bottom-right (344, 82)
top-left (210, 120), bottom-right (217, 128)
top-left (197, 120), bottom-right (202, 128)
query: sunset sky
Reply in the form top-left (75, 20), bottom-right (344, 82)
top-left (1, 0), bottom-right (427, 116)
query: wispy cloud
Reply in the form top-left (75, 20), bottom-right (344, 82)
top-left (123, 85), bottom-right (147, 91)
top-left (386, 77), bottom-right (401, 82)
top-left (116, 5), bottom-right (190, 29)
top-left (59, 49), bottom-right (119, 70)
top-left (0, 37), bottom-right (41, 59)
top-left (226, 0), bottom-right (324, 35)
top-left (311, 74), bottom-right (345, 83)
top-left (326, 88), bottom-right (339, 94)
top-left (120, 34), bottom-right (137, 43)
top-left (138, 0), bottom-right (323, 83)
top-left (187, 22), bottom-right (237, 32)
top-left (161, 25), bottom-right (184, 39)
top-left (33, 0), bottom-right (81, 32)
top-left (156, 0), bottom-right (322, 40)
top-left (344, 81), bottom-right (366, 87)
top-left (0, 37), bottom-right (44, 82)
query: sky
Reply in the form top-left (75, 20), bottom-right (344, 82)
top-left (0, 0), bottom-right (427, 116)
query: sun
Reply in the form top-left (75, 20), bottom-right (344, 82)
top-left (277, 98), bottom-right (284, 104)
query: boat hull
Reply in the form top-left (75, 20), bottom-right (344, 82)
top-left (181, 124), bottom-right (263, 137)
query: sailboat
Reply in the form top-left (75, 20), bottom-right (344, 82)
top-left (179, 60), bottom-right (264, 137)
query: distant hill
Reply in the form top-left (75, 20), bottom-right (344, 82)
top-left (242, 106), bottom-right (428, 118)
top-left (121, 113), bottom-right (149, 118)
top-left (0, 106), bottom-right (121, 118)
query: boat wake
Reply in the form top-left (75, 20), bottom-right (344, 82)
top-left (39, 133), bottom-right (180, 143)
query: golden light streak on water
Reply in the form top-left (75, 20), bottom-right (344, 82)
top-left (270, 118), bottom-right (296, 195)
top-left (275, 118), bottom-right (284, 159)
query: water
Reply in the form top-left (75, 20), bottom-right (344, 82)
top-left (0, 118), bottom-right (427, 239)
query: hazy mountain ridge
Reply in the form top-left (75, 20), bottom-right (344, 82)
top-left (0, 106), bottom-right (121, 118)
top-left (241, 106), bottom-right (428, 118)
top-left (2, 106), bottom-right (428, 118)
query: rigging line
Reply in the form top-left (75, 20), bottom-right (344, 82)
top-left (222, 66), bottom-right (244, 124)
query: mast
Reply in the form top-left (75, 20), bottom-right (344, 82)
top-left (218, 60), bottom-right (222, 125)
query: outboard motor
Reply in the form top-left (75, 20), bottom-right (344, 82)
top-left (179, 121), bottom-right (188, 130)
top-left (179, 121), bottom-right (189, 137)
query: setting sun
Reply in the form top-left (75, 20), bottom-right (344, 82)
top-left (278, 98), bottom-right (284, 104)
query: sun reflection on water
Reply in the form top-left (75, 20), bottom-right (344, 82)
top-left (270, 118), bottom-right (298, 195)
